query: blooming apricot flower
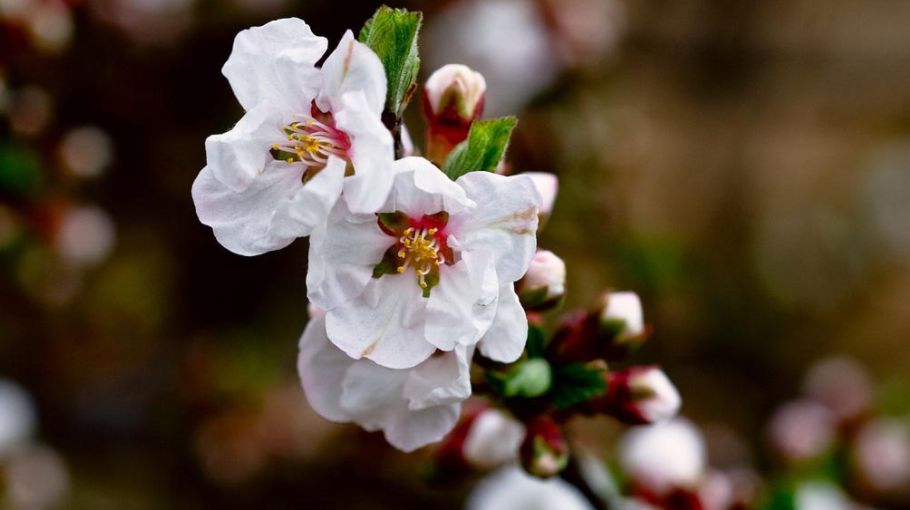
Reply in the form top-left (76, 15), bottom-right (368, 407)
top-left (192, 18), bottom-right (393, 256)
top-left (298, 313), bottom-right (471, 452)
top-left (307, 157), bottom-right (541, 369)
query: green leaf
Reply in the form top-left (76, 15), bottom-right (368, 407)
top-left (550, 363), bottom-right (606, 410)
top-left (442, 117), bottom-right (517, 180)
top-left (359, 6), bottom-right (423, 116)
top-left (526, 326), bottom-right (546, 358)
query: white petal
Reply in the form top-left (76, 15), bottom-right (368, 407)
top-left (478, 283), bottom-right (528, 363)
top-left (384, 157), bottom-right (474, 216)
top-left (524, 172), bottom-right (558, 217)
top-left (403, 345), bottom-right (473, 411)
top-left (316, 30), bottom-right (386, 116)
top-left (222, 18), bottom-right (326, 111)
top-left (325, 275), bottom-right (436, 369)
top-left (205, 103), bottom-right (284, 192)
top-left (297, 315), bottom-right (354, 422)
top-left (454, 172), bottom-right (541, 282)
top-left (272, 156), bottom-right (345, 240)
top-left (424, 249), bottom-right (498, 351)
top-left (383, 404), bottom-right (460, 452)
top-left (338, 343), bottom-right (461, 452)
top-left (192, 162), bottom-right (312, 256)
top-left (335, 91), bottom-right (395, 214)
top-left (306, 202), bottom-right (392, 310)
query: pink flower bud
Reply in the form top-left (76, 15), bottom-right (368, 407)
top-left (619, 418), bottom-right (706, 495)
top-left (589, 366), bottom-right (681, 425)
top-left (852, 418), bottom-right (910, 494)
top-left (434, 407), bottom-right (524, 475)
top-left (767, 399), bottom-right (835, 464)
top-left (523, 172), bottom-right (558, 225)
top-left (549, 291), bottom-right (650, 363)
top-left (518, 250), bottom-right (566, 311)
top-left (422, 64), bottom-right (486, 164)
top-left (424, 64), bottom-right (487, 120)
top-left (520, 416), bottom-right (569, 478)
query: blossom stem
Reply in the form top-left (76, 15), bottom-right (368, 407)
top-left (382, 111), bottom-right (404, 159)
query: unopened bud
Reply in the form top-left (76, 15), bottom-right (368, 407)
top-left (523, 172), bottom-right (558, 226)
top-left (435, 407), bottom-right (525, 477)
top-left (520, 416), bottom-right (569, 478)
top-left (550, 291), bottom-right (649, 364)
top-left (588, 366), bottom-right (681, 425)
top-left (518, 250), bottom-right (566, 311)
top-left (767, 399), bottom-right (835, 465)
top-left (618, 418), bottom-right (706, 495)
top-left (422, 64), bottom-right (486, 163)
top-left (852, 418), bottom-right (910, 494)
top-left (598, 291), bottom-right (645, 340)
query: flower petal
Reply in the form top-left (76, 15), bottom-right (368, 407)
top-left (306, 202), bottom-right (392, 310)
top-left (384, 157), bottom-right (474, 217)
top-left (271, 157), bottom-right (345, 240)
top-left (478, 283), bottom-right (528, 363)
top-left (454, 171), bottom-right (541, 282)
top-left (297, 315), bottom-right (354, 422)
top-left (335, 91), bottom-right (395, 214)
top-left (403, 345), bottom-right (473, 411)
top-left (205, 102), bottom-right (284, 192)
top-left (192, 161), bottom-right (316, 256)
top-left (316, 30), bottom-right (386, 116)
top-left (222, 18), bottom-right (326, 111)
top-left (325, 275), bottom-right (436, 369)
top-left (424, 249), bottom-right (498, 351)
top-left (383, 404), bottom-right (460, 452)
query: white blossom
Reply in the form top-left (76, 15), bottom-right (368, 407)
top-left (618, 418), bottom-right (706, 494)
top-left (307, 157), bottom-right (540, 369)
top-left (298, 314), bottom-right (470, 452)
top-left (192, 18), bottom-right (393, 256)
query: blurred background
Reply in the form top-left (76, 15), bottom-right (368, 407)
top-left (1, 0), bottom-right (910, 507)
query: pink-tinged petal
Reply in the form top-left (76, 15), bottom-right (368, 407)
top-left (316, 30), bottom-right (386, 116)
top-left (297, 315), bottom-right (353, 422)
top-left (523, 171), bottom-right (558, 217)
top-left (192, 162), bottom-right (308, 256)
top-left (478, 283), bottom-right (528, 363)
top-left (384, 157), bottom-right (473, 216)
top-left (335, 91), bottom-right (395, 214)
top-left (424, 249), bottom-right (498, 351)
top-left (205, 102), bottom-right (284, 193)
top-left (453, 172), bottom-right (541, 282)
top-left (403, 345), bottom-right (473, 411)
top-left (324, 275), bottom-right (436, 369)
top-left (306, 203), bottom-right (392, 310)
top-left (222, 18), bottom-right (326, 111)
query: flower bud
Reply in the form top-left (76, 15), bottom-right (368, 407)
top-left (550, 291), bottom-right (649, 363)
top-left (518, 250), bottom-right (566, 311)
top-left (523, 172), bottom-right (558, 226)
top-left (618, 418), bottom-right (706, 495)
top-left (587, 366), bottom-right (681, 425)
top-left (520, 416), bottom-right (569, 478)
top-left (851, 418), bottom-right (910, 494)
top-left (422, 64), bottom-right (486, 163)
top-left (435, 407), bottom-right (525, 477)
top-left (766, 399), bottom-right (835, 465)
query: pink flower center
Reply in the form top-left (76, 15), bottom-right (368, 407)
top-left (271, 103), bottom-right (351, 173)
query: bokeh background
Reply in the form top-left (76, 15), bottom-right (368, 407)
top-left (1, 0), bottom-right (910, 507)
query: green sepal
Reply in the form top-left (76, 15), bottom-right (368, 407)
top-left (372, 246), bottom-right (401, 278)
top-left (377, 211), bottom-right (410, 236)
top-left (550, 363), bottom-right (607, 410)
top-left (442, 116), bottom-right (517, 180)
top-left (526, 326), bottom-right (547, 358)
top-left (359, 6), bottom-right (423, 116)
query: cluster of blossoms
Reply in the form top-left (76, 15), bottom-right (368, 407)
top-left (192, 8), bottom-right (684, 497)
